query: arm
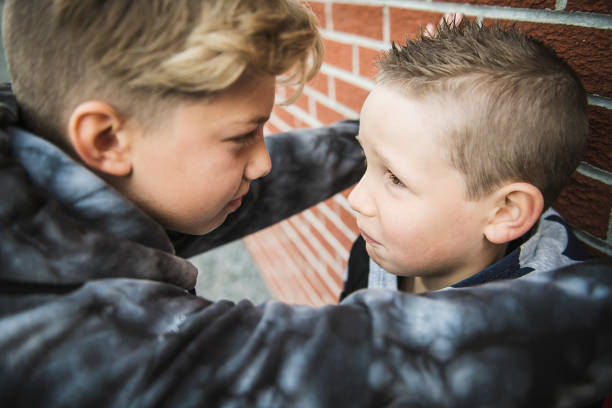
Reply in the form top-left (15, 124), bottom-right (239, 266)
top-left (343, 260), bottom-right (612, 407)
top-left (3, 259), bottom-right (610, 407)
top-left (170, 120), bottom-right (364, 257)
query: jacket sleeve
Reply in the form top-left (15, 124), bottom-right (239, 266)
top-left (170, 120), bottom-right (364, 258)
top-left (2, 259), bottom-right (610, 407)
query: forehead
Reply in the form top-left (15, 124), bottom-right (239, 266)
top-left (206, 74), bottom-right (276, 122)
top-left (142, 74), bottom-right (275, 142)
top-left (359, 85), bottom-right (457, 171)
top-left (361, 84), bottom-right (470, 145)
top-left (361, 86), bottom-right (435, 143)
top-left (169, 74), bottom-right (276, 131)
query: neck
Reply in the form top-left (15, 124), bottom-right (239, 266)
top-left (400, 242), bottom-right (508, 294)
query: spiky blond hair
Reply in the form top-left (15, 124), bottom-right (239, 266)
top-left (378, 21), bottom-right (588, 208)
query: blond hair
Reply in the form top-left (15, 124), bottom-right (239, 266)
top-left (377, 21), bottom-right (588, 208)
top-left (2, 0), bottom-right (322, 145)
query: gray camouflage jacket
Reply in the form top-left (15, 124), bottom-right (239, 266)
top-left (1, 84), bottom-right (611, 407)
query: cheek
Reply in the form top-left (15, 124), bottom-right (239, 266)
top-left (378, 200), bottom-right (450, 262)
top-left (441, 202), bottom-right (482, 233)
top-left (378, 201), bottom-right (418, 243)
top-left (188, 148), bottom-right (241, 181)
top-left (165, 154), bottom-right (242, 206)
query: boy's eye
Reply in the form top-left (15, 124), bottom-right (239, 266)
top-left (386, 170), bottom-right (405, 187)
top-left (232, 128), bottom-right (259, 146)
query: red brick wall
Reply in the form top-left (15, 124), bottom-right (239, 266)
top-left (245, 0), bottom-right (612, 305)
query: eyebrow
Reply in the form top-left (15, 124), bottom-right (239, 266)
top-left (356, 135), bottom-right (392, 168)
top-left (358, 134), bottom-right (406, 179)
top-left (231, 115), bottom-right (270, 126)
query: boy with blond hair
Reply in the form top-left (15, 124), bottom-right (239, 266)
top-left (1, 2), bottom-right (611, 407)
top-left (342, 21), bottom-right (589, 295)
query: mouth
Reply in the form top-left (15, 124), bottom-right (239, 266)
top-left (359, 228), bottom-right (381, 246)
top-left (227, 186), bottom-right (249, 212)
top-left (226, 196), bottom-right (243, 212)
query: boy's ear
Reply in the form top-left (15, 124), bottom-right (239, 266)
top-left (483, 183), bottom-right (544, 244)
top-left (67, 101), bottom-right (133, 176)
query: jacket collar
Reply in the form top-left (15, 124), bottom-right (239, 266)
top-left (0, 85), bottom-right (197, 289)
top-left (7, 126), bottom-right (174, 253)
top-left (0, 84), bottom-right (18, 126)
top-left (452, 208), bottom-right (586, 288)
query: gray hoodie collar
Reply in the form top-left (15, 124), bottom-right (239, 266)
top-left (7, 126), bottom-right (175, 253)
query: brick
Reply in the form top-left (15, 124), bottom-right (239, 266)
top-left (390, 9), bottom-right (444, 43)
top-left (278, 261), bottom-right (324, 304)
top-left (316, 291), bottom-right (337, 305)
top-left (257, 272), bottom-right (278, 297)
top-left (310, 206), bottom-right (353, 250)
top-left (326, 196), bottom-right (359, 237)
top-left (326, 264), bottom-right (344, 289)
top-left (340, 185), bottom-right (356, 199)
top-left (444, 0), bottom-right (554, 8)
top-left (553, 172), bottom-right (611, 239)
top-left (332, 4), bottom-right (384, 40)
top-left (337, 255), bottom-right (350, 273)
top-left (329, 261), bottom-right (346, 284)
top-left (274, 106), bottom-right (296, 128)
top-left (292, 214), bottom-right (335, 265)
top-left (566, 0), bottom-right (612, 14)
top-left (359, 46), bottom-right (382, 79)
top-left (287, 218), bottom-right (338, 298)
top-left (265, 123), bottom-right (281, 135)
top-left (335, 78), bottom-right (369, 113)
top-left (248, 229), bottom-right (321, 304)
top-left (341, 218), bottom-right (359, 242)
top-left (294, 119), bottom-right (309, 129)
top-left (307, 72), bottom-right (328, 95)
top-left (323, 39), bottom-right (353, 72)
top-left (246, 190), bottom-right (364, 305)
top-left (485, 21), bottom-right (612, 97)
top-left (295, 93), bottom-right (309, 113)
top-left (246, 251), bottom-right (280, 293)
top-left (325, 216), bottom-right (353, 250)
top-left (316, 101), bottom-right (346, 125)
top-left (585, 105), bottom-right (612, 172)
top-left (279, 229), bottom-right (331, 292)
top-left (287, 216), bottom-right (323, 260)
top-left (264, 278), bottom-right (284, 301)
top-left (291, 266), bottom-right (330, 305)
top-left (301, 263), bottom-right (339, 302)
top-left (280, 85), bottom-right (302, 105)
top-left (306, 1), bottom-right (326, 28)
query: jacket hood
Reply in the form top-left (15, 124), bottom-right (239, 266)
top-left (0, 84), bottom-right (18, 128)
top-left (0, 84), bottom-right (197, 289)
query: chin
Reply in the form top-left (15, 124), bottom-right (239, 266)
top-left (202, 213), bottom-right (233, 235)
top-left (164, 215), bottom-right (227, 236)
top-left (191, 221), bottom-right (226, 235)
top-left (369, 252), bottom-right (402, 276)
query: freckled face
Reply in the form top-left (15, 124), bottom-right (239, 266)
top-left (120, 75), bottom-right (275, 234)
top-left (348, 85), bottom-right (491, 280)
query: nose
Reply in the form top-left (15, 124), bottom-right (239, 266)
top-left (244, 136), bottom-right (272, 181)
top-left (347, 174), bottom-right (376, 217)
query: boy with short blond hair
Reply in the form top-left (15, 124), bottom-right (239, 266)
top-left (342, 21), bottom-right (590, 297)
top-left (6, 0), bottom-right (322, 148)
top-left (1, 2), bottom-right (611, 407)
